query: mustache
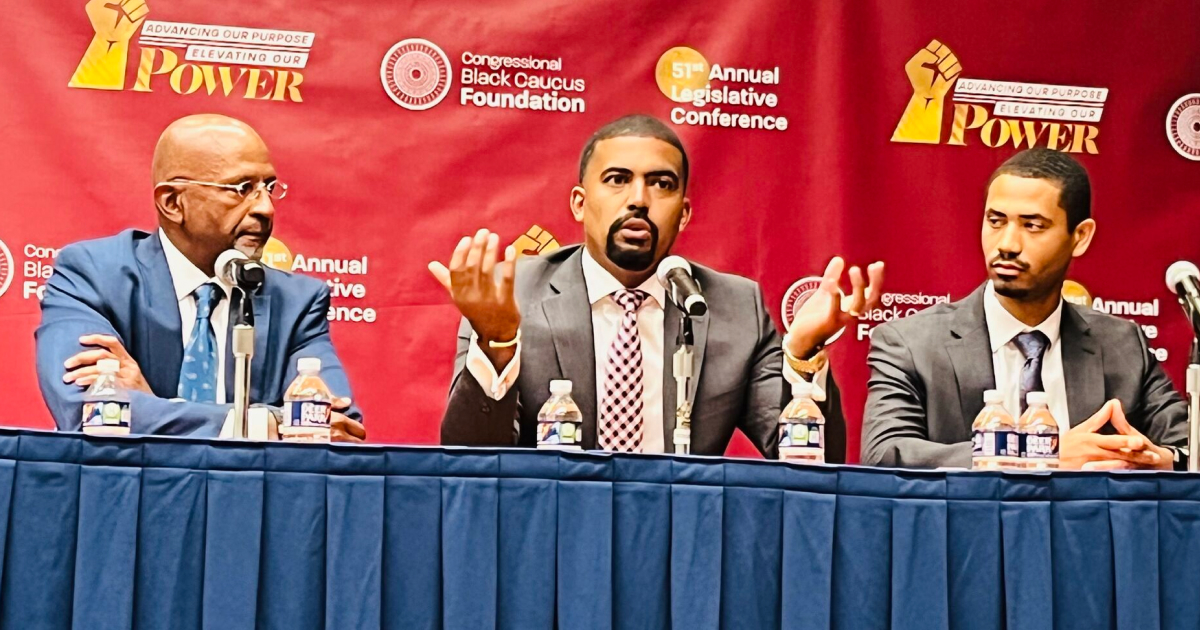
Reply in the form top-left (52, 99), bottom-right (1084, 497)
top-left (607, 211), bottom-right (658, 235)
top-left (989, 253), bottom-right (1029, 270)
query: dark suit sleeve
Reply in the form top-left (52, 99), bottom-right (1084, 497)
top-left (282, 284), bottom-right (362, 422)
top-left (862, 323), bottom-right (972, 468)
top-left (1130, 326), bottom-right (1187, 451)
top-left (440, 317), bottom-right (523, 446)
top-left (739, 284), bottom-right (847, 462)
top-left (35, 245), bottom-right (230, 436)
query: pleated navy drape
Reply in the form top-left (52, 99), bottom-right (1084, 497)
top-left (0, 429), bottom-right (1195, 630)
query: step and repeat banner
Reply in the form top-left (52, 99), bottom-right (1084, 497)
top-left (2, 0), bottom-right (1198, 458)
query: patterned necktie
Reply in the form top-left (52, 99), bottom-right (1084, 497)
top-left (599, 289), bottom-right (647, 452)
top-left (178, 283), bottom-right (223, 403)
top-left (1013, 330), bottom-right (1050, 414)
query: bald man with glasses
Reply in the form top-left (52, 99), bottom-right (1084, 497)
top-left (36, 114), bottom-right (365, 441)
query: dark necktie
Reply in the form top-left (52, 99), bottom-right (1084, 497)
top-left (1013, 330), bottom-right (1050, 414)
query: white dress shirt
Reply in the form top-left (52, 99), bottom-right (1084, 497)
top-left (159, 229), bottom-right (231, 403)
top-left (984, 281), bottom-right (1069, 433)
top-left (466, 248), bottom-right (826, 453)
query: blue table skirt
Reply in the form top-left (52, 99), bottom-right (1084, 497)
top-left (0, 429), bottom-right (1196, 630)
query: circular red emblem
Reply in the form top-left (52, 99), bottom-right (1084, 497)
top-left (781, 276), bottom-right (845, 344)
top-left (0, 239), bottom-right (12, 298)
top-left (1167, 94), bottom-right (1200, 161)
top-left (380, 39), bottom-right (452, 110)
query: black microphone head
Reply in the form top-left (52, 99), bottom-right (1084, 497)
top-left (657, 255), bottom-right (707, 317)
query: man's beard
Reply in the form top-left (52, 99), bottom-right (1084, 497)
top-left (605, 213), bottom-right (659, 272)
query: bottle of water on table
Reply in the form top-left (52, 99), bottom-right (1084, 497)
top-left (281, 357), bottom-right (333, 443)
top-left (778, 380), bottom-right (824, 463)
top-left (81, 359), bottom-right (131, 436)
top-left (537, 380), bottom-right (582, 451)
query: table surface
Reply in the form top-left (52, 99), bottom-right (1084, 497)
top-left (0, 428), bottom-right (1196, 630)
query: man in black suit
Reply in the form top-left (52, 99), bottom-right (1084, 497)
top-left (862, 148), bottom-right (1186, 470)
top-left (429, 115), bottom-right (884, 459)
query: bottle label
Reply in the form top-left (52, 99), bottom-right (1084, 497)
top-left (973, 430), bottom-right (1020, 458)
top-left (1024, 434), bottom-right (1060, 459)
top-left (286, 401), bottom-right (332, 427)
top-left (779, 422), bottom-right (823, 449)
top-left (537, 421), bottom-right (581, 446)
top-left (82, 401), bottom-right (131, 428)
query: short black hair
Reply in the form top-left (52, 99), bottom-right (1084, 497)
top-left (578, 114), bottom-right (689, 191)
top-left (988, 148), bottom-right (1091, 230)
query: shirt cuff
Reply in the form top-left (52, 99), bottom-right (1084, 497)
top-left (466, 332), bottom-right (522, 401)
top-left (782, 351), bottom-right (829, 402)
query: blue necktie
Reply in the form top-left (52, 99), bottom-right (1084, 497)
top-left (178, 283), bottom-right (223, 403)
top-left (1013, 330), bottom-right (1050, 414)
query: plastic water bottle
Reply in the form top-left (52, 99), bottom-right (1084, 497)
top-left (971, 389), bottom-right (1019, 470)
top-left (1018, 392), bottom-right (1060, 470)
top-left (778, 380), bottom-right (825, 463)
top-left (81, 359), bottom-right (131, 436)
top-left (281, 358), bottom-right (333, 443)
top-left (536, 380), bottom-right (583, 451)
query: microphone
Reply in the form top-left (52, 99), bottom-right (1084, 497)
top-left (1166, 260), bottom-right (1200, 338)
top-left (657, 256), bottom-right (708, 317)
top-left (215, 249), bottom-right (266, 292)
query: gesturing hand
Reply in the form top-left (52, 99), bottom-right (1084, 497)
top-left (785, 257), bottom-right (884, 359)
top-left (428, 229), bottom-right (520, 368)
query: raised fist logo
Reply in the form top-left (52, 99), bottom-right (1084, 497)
top-left (512, 225), bottom-right (561, 258)
top-left (891, 40), bottom-right (962, 144)
top-left (68, 0), bottom-right (150, 91)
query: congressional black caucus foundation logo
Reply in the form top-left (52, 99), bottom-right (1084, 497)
top-left (1166, 94), bottom-right (1200, 161)
top-left (0, 239), bottom-right (13, 298)
top-left (380, 38), bottom-right (452, 110)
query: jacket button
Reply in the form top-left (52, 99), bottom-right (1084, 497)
top-left (481, 404), bottom-right (491, 413)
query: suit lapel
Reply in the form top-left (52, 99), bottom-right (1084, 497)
top-left (134, 234), bottom-right (184, 398)
top-left (661, 300), bottom-right (708, 448)
top-left (541, 249), bottom-right (598, 446)
top-left (945, 286), bottom-right (995, 432)
top-left (1061, 305), bottom-right (1102, 427)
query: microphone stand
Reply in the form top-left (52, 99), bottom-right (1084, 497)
top-left (1188, 310), bottom-right (1199, 472)
top-left (229, 286), bottom-right (255, 439)
top-left (672, 312), bottom-right (694, 455)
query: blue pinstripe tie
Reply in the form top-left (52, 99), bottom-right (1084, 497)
top-left (1013, 330), bottom-right (1049, 414)
top-left (178, 283), bottom-right (223, 403)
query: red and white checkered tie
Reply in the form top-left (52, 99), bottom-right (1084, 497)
top-left (599, 289), bottom-right (647, 452)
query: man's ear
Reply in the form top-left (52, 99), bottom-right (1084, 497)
top-left (155, 184), bottom-right (184, 226)
top-left (1071, 218), bottom-right (1096, 258)
top-left (678, 198), bottom-right (693, 233)
top-left (569, 185), bottom-right (586, 224)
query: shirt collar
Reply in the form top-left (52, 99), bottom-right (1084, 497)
top-left (158, 228), bottom-right (228, 302)
top-left (983, 280), bottom-right (1063, 353)
top-left (580, 247), bottom-right (666, 308)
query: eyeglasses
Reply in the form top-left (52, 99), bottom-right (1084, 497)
top-left (158, 178), bottom-right (289, 200)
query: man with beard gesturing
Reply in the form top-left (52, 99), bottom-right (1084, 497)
top-left (429, 115), bottom-right (883, 459)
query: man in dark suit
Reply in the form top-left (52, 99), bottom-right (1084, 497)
top-left (429, 115), bottom-right (884, 459)
top-left (862, 148), bottom-right (1186, 470)
top-left (36, 114), bottom-right (364, 441)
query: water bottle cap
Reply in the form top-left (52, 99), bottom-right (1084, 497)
top-left (97, 359), bottom-right (120, 374)
top-left (791, 380), bottom-right (813, 398)
top-left (983, 389), bottom-right (1004, 404)
top-left (297, 357), bottom-right (322, 373)
top-left (550, 379), bottom-right (572, 395)
top-left (1026, 391), bottom-right (1049, 406)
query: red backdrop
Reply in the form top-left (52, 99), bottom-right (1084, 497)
top-left (3, 0), bottom-right (1199, 460)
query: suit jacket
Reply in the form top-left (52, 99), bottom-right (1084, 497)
top-left (440, 245), bottom-right (846, 461)
top-left (861, 284), bottom-right (1187, 468)
top-left (36, 229), bottom-right (361, 436)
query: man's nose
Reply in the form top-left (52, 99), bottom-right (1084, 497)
top-left (996, 223), bottom-right (1022, 256)
top-left (627, 179), bottom-right (648, 209)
